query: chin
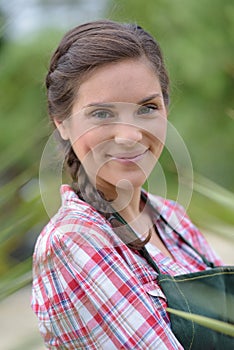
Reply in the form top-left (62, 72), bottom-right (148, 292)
top-left (102, 174), bottom-right (147, 191)
top-left (94, 163), bottom-right (152, 192)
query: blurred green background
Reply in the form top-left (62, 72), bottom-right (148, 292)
top-left (0, 0), bottom-right (233, 348)
top-left (0, 0), bottom-right (234, 301)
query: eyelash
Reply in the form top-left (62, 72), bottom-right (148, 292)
top-left (91, 110), bottom-right (114, 119)
top-left (89, 103), bottom-right (160, 121)
top-left (137, 104), bottom-right (158, 115)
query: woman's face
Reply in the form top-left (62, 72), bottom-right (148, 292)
top-left (56, 58), bottom-right (167, 197)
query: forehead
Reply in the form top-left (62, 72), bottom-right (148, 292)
top-left (73, 58), bottom-right (162, 110)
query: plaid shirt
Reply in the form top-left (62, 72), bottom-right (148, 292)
top-left (32, 185), bottom-right (222, 349)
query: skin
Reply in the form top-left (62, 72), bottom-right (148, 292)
top-left (56, 58), bottom-right (172, 257)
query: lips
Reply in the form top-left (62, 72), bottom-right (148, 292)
top-left (109, 149), bottom-right (148, 162)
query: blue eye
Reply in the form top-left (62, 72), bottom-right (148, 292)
top-left (91, 109), bottom-right (114, 119)
top-left (137, 104), bottom-right (157, 116)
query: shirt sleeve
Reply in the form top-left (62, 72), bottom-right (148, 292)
top-left (32, 216), bottom-right (183, 349)
top-left (166, 199), bottom-right (223, 267)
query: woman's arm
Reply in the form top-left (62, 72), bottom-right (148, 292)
top-left (32, 220), bottom-right (183, 349)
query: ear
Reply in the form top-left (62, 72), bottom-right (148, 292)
top-left (54, 119), bottom-right (70, 140)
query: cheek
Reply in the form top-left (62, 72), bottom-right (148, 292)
top-left (150, 117), bottom-right (167, 148)
top-left (71, 130), bottom-right (104, 162)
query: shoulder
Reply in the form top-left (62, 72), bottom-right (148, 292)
top-left (145, 190), bottom-right (204, 243)
top-left (33, 185), bottom-right (120, 263)
top-left (145, 190), bottom-right (188, 226)
top-left (145, 190), bottom-right (222, 265)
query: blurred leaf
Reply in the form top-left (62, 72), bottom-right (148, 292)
top-left (167, 307), bottom-right (234, 337)
top-left (0, 257), bottom-right (32, 301)
top-left (193, 173), bottom-right (234, 211)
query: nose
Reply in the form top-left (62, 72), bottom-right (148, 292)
top-left (114, 124), bottom-right (142, 146)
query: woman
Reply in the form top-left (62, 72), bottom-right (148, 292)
top-left (32, 20), bottom-right (224, 349)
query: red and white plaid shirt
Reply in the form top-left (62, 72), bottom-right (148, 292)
top-left (32, 185), bottom-right (222, 349)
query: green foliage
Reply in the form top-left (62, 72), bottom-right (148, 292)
top-left (0, 257), bottom-right (32, 300)
top-left (0, 31), bottom-right (63, 292)
top-left (106, 0), bottom-right (234, 190)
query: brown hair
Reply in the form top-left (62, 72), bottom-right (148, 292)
top-left (46, 19), bottom-right (170, 249)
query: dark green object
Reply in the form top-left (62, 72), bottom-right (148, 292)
top-left (139, 213), bottom-right (234, 349)
top-left (158, 267), bottom-right (234, 349)
top-left (112, 192), bottom-right (234, 349)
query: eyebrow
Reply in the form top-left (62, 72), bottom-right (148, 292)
top-left (84, 94), bottom-right (162, 109)
top-left (138, 94), bottom-right (162, 104)
top-left (84, 102), bottom-right (117, 109)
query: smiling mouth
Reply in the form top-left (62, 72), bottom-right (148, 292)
top-left (109, 149), bottom-right (149, 162)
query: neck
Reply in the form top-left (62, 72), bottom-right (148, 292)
top-left (113, 187), bottom-right (142, 221)
top-left (92, 176), bottom-right (152, 233)
top-left (96, 181), bottom-right (153, 239)
top-left (97, 180), bottom-right (142, 221)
